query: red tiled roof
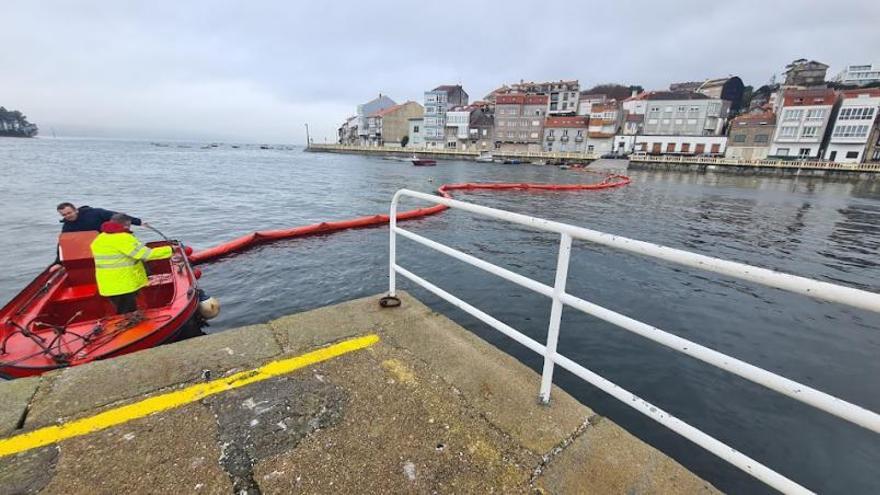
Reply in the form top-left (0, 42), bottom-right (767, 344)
top-left (525, 95), bottom-right (548, 105)
top-left (544, 116), bottom-right (589, 128)
top-left (588, 132), bottom-right (615, 138)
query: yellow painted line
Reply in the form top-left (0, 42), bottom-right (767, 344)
top-left (0, 333), bottom-right (380, 458)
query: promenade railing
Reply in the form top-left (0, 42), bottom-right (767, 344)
top-left (387, 189), bottom-right (880, 494)
top-left (630, 153), bottom-right (880, 172)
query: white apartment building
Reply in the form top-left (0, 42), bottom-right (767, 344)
top-left (643, 94), bottom-right (729, 136)
top-left (770, 88), bottom-right (838, 158)
top-left (824, 89), bottom-right (880, 162)
top-left (423, 85), bottom-right (468, 148)
top-left (446, 108), bottom-right (471, 142)
top-left (834, 64), bottom-right (880, 86)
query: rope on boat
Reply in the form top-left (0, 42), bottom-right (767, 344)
top-left (189, 174), bottom-right (631, 264)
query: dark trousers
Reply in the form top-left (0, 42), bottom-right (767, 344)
top-left (108, 291), bottom-right (139, 314)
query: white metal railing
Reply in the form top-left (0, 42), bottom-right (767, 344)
top-left (387, 189), bottom-right (880, 495)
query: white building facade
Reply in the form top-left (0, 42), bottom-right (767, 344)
top-left (824, 89), bottom-right (880, 163)
top-left (770, 88), bottom-right (838, 158)
top-left (834, 64), bottom-right (880, 86)
top-left (408, 118), bottom-right (425, 148)
top-left (633, 135), bottom-right (728, 155)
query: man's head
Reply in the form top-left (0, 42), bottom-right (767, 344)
top-left (110, 213), bottom-right (133, 228)
top-left (57, 202), bottom-right (78, 222)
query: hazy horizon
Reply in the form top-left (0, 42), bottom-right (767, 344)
top-left (3, 1), bottom-right (878, 144)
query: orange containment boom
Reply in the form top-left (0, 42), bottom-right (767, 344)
top-left (188, 175), bottom-right (631, 264)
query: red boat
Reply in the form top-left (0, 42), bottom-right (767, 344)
top-left (412, 158), bottom-right (437, 166)
top-left (0, 232), bottom-right (206, 379)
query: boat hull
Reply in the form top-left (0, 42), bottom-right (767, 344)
top-left (0, 232), bottom-right (203, 379)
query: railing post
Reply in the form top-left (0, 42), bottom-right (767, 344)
top-left (389, 195), bottom-right (398, 297)
top-left (539, 232), bottom-right (573, 404)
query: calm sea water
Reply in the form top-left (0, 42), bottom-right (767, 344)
top-left (1, 137), bottom-right (879, 493)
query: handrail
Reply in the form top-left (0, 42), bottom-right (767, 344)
top-left (630, 153), bottom-right (880, 172)
top-left (388, 188), bottom-right (880, 494)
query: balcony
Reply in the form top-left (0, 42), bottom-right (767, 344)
top-left (546, 135), bottom-right (555, 141)
top-left (561, 136), bottom-right (569, 142)
top-left (575, 136), bottom-right (584, 142)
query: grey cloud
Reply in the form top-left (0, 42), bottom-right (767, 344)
top-left (1, 0), bottom-right (877, 143)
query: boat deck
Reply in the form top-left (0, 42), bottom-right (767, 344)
top-left (0, 292), bottom-right (717, 494)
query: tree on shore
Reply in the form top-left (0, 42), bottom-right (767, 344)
top-left (0, 107), bottom-right (39, 137)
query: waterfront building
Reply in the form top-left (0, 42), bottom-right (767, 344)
top-left (783, 59), bottom-right (829, 87)
top-left (464, 104), bottom-right (495, 151)
top-left (865, 119), bottom-right (880, 164)
top-left (824, 89), bottom-right (880, 163)
top-left (365, 101), bottom-right (424, 147)
top-left (614, 114), bottom-right (644, 153)
top-left (577, 93), bottom-right (607, 116)
top-left (834, 64), bottom-right (880, 86)
top-left (725, 111), bottom-right (777, 160)
top-left (543, 116), bottom-right (588, 153)
top-left (445, 106), bottom-right (471, 147)
top-left (337, 115), bottom-right (359, 145)
top-left (494, 94), bottom-right (548, 152)
top-left (697, 76), bottom-right (745, 114)
top-left (486, 80), bottom-right (579, 115)
top-left (633, 135), bottom-right (728, 156)
top-left (408, 118), bottom-right (425, 148)
top-left (586, 101), bottom-right (623, 154)
top-left (423, 85), bottom-right (468, 148)
top-left (769, 88), bottom-right (838, 159)
top-left (641, 92), bottom-right (730, 136)
top-left (622, 91), bottom-right (649, 116)
top-left (356, 94), bottom-right (397, 145)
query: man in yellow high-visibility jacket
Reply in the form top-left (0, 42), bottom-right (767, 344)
top-left (90, 213), bottom-right (173, 315)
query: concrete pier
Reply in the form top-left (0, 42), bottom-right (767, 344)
top-left (0, 292), bottom-right (718, 494)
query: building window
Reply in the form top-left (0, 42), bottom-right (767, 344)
top-left (576, 130), bottom-right (583, 137)
top-left (779, 126), bottom-right (798, 138)
top-left (805, 109), bottom-right (825, 120)
top-left (647, 119), bottom-right (658, 125)
top-left (550, 103), bottom-right (558, 110)
top-left (499, 121), bottom-right (506, 127)
top-left (677, 106), bottom-right (686, 112)
top-left (666, 143), bottom-right (676, 152)
top-left (733, 134), bottom-right (747, 143)
top-left (414, 126), bottom-right (420, 133)
top-left (674, 119), bottom-right (683, 125)
top-left (530, 132), bottom-right (538, 139)
top-left (832, 125), bottom-right (871, 138)
top-left (801, 126), bottom-right (819, 138)
top-left (532, 120), bottom-right (540, 126)
top-left (549, 129), bottom-right (555, 136)
top-left (482, 129), bottom-right (487, 136)
top-left (754, 134), bottom-right (769, 143)
top-left (846, 151), bottom-right (860, 159)
top-left (798, 148), bottom-right (810, 157)
top-left (782, 109), bottom-right (803, 121)
top-left (777, 148), bottom-right (790, 156)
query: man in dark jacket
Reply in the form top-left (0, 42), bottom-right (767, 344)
top-left (54, 203), bottom-right (149, 266)
top-left (57, 202), bottom-right (147, 232)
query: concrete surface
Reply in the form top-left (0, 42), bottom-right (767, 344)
top-left (0, 292), bottom-right (720, 494)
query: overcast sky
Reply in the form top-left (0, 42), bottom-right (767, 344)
top-left (2, 1), bottom-right (878, 144)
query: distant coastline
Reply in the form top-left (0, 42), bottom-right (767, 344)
top-left (0, 107), bottom-right (38, 137)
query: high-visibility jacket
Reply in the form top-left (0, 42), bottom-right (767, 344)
top-left (90, 232), bottom-right (173, 296)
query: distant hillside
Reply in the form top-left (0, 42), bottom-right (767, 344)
top-left (0, 107), bottom-right (38, 137)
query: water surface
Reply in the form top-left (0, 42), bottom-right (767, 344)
top-left (1, 137), bottom-right (878, 493)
